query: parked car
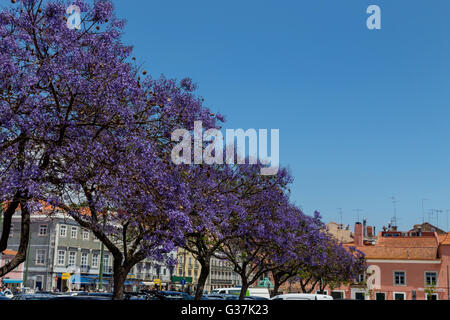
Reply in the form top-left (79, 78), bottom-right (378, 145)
top-left (206, 294), bottom-right (240, 300)
top-left (0, 296), bottom-right (12, 300)
top-left (123, 292), bottom-right (167, 300)
top-left (49, 295), bottom-right (112, 300)
top-left (210, 287), bottom-right (270, 299)
top-left (2, 289), bottom-right (14, 299)
top-left (271, 293), bottom-right (333, 300)
top-left (11, 293), bottom-right (57, 300)
top-left (76, 292), bottom-right (114, 298)
top-left (245, 296), bottom-right (269, 300)
top-left (157, 291), bottom-right (194, 300)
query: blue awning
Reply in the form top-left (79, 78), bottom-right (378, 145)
top-left (2, 279), bottom-right (23, 284)
top-left (72, 276), bottom-right (95, 285)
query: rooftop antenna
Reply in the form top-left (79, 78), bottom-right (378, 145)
top-left (353, 209), bottom-right (363, 223)
top-left (435, 209), bottom-right (443, 230)
top-left (389, 196), bottom-right (398, 228)
top-left (446, 210), bottom-right (450, 232)
top-left (421, 198), bottom-right (428, 224)
top-left (337, 208), bottom-right (343, 228)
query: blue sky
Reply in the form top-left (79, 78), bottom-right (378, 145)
top-left (112, 0), bottom-right (450, 232)
top-left (5, 1), bottom-right (450, 231)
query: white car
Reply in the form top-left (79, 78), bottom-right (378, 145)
top-left (210, 287), bottom-right (271, 299)
top-left (2, 289), bottom-right (14, 299)
top-left (271, 293), bottom-right (333, 300)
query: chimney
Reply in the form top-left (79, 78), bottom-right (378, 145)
top-left (363, 218), bottom-right (367, 237)
top-left (354, 222), bottom-right (364, 247)
top-left (366, 226), bottom-right (374, 238)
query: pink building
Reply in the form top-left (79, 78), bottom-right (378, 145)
top-left (0, 249), bottom-right (24, 289)
top-left (331, 224), bottom-right (450, 300)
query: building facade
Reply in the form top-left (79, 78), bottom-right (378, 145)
top-left (329, 223), bottom-right (450, 300)
top-left (5, 206), bottom-right (174, 292)
top-left (0, 249), bottom-right (24, 289)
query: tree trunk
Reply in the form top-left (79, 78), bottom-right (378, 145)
top-left (194, 259), bottom-right (210, 300)
top-left (0, 199), bottom-right (30, 277)
top-left (273, 279), bottom-right (281, 297)
top-left (112, 254), bottom-right (131, 301)
top-left (0, 194), bottom-right (21, 252)
top-left (112, 266), bottom-right (127, 300)
top-left (239, 278), bottom-right (249, 300)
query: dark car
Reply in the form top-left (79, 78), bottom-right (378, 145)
top-left (0, 296), bottom-right (12, 300)
top-left (76, 292), bottom-right (114, 298)
top-left (157, 291), bottom-right (194, 300)
top-left (49, 295), bottom-right (112, 300)
top-left (245, 296), bottom-right (269, 300)
top-left (207, 294), bottom-right (239, 300)
top-left (12, 293), bottom-right (57, 300)
top-left (123, 292), bottom-right (167, 301)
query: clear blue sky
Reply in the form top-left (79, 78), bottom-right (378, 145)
top-left (7, 1), bottom-right (450, 231)
top-left (112, 0), bottom-right (450, 232)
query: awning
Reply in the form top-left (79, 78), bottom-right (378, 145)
top-left (2, 279), bottom-right (23, 284)
top-left (72, 276), bottom-right (95, 285)
top-left (124, 280), bottom-right (144, 286)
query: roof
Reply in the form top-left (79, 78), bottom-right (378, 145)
top-left (2, 249), bottom-right (18, 256)
top-left (343, 235), bottom-right (439, 260)
top-left (438, 233), bottom-right (450, 245)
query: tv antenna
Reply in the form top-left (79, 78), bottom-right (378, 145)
top-left (337, 208), bottom-right (343, 228)
top-left (353, 209), bottom-right (363, 223)
top-left (421, 198), bottom-right (428, 224)
top-left (389, 196), bottom-right (398, 228)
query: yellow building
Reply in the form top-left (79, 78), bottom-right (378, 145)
top-left (174, 248), bottom-right (201, 289)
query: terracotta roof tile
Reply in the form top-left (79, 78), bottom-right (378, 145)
top-left (439, 233), bottom-right (450, 245)
top-left (2, 249), bottom-right (17, 256)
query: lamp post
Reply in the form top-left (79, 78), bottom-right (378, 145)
top-left (23, 232), bottom-right (31, 287)
top-left (98, 242), bottom-right (104, 291)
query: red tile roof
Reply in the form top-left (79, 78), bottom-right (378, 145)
top-left (343, 235), bottom-right (440, 260)
top-left (2, 249), bottom-right (17, 256)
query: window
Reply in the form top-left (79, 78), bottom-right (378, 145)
top-left (36, 249), bottom-right (46, 265)
top-left (331, 291), bottom-right (344, 299)
top-left (103, 254), bottom-right (109, 268)
top-left (82, 230), bottom-right (89, 241)
top-left (60, 225), bottom-right (67, 238)
top-left (71, 227), bottom-right (77, 239)
top-left (394, 292), bottom-right (405, 300)
top-left (426, 293), bottom-right (438, 301)
top-left (355, 292), bottom-right (365, 300)
top-left (39, 225), bottom-right (48, 236)
top-left (425, 272), bottom-right (437, 286)
top-left (92, 253), bottom-right (99, 268)
top-left (375, 292), bottom-right (386, 300)
top-left (68, 251), bottom-right (76, 266)
top-left (81, 252), bottom-right (88, 268)
top-left (355, 274), bottom-right (365, 284)
top-left (394, 271), bottom-right (406, 286)
top-left (57, 250), bottom-right (65, 266)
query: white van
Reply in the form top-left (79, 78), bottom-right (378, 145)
top-left (271, 293), bottom-right (333, 300)
top-left (211, 287), bottom-right (271, 299)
